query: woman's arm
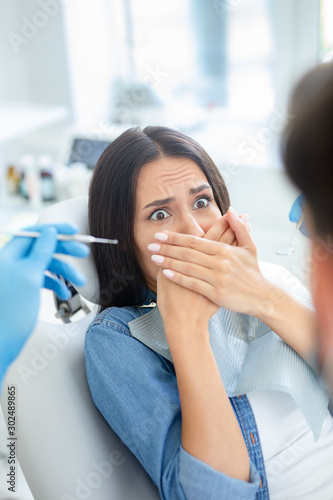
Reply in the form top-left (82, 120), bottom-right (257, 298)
top-left (165, 320), bottom-right (251, 480)
top-left (156, 269), bottom-right (251, 483)
top-left (253, 277), bottom-right (317, 362)
top-left (85, 310), bottom-right (260, 500)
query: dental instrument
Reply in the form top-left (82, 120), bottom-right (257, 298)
top-left (276, 212), bottom-right (304, 256)
top-left (0, 230), bottom-right (118, 245)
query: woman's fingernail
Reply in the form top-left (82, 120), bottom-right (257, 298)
top-left (229, 206), bottom-right (238, 218)
top-left (155, 232), bottom-right (168, 241)
top-left (163, 269), bottom-right (174, 278)
top-left (147, 243), bottom-right (161, 251)
top-left (240, 214), bottom-right (250, 223)
top-left (151, 254), bottom-right (164, 263)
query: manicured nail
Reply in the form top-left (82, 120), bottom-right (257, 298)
top-left (229, 206), bottom-right (238, 218)
top-left (147, 243), bottom-right (161, 251)
top-left (240, 214), bottom-right (250, 223)
top-left (163, 269), bottom-right (174, 278)
top-left (151, 254), bottom-right (164, 263)
top-left (155, 232), bottom-right (168, 241)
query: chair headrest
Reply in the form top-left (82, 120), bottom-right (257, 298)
top-left (37, 197), bottom-right (100, 304)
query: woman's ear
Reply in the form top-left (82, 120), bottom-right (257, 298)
top-left (310, 243), bottom-right (333, 363)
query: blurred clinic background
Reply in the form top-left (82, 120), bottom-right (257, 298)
top-left (0, 0), bottom-right (333, 286)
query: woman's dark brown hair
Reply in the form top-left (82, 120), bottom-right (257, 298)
top-left (89, 125), bottom-right (230, 311)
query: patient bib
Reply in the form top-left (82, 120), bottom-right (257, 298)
top-left (128, 262), bottom-right (329, 440)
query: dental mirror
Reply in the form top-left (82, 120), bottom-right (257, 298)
top-left (276, 212), bottom-right (304, 256)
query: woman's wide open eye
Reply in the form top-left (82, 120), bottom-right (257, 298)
top-left (149, 209), bottom-right (171, 221)
top-left (193, 196), bottom-right (212, 209)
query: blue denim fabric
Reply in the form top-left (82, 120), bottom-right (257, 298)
top-left (85, 289), bottom-right (265, 499)
top-left (230, 396), bottom-right (269, 499)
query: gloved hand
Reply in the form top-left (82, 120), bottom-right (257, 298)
top-left (0, 223), bottom-right (89, 385)
top-left (289, 193), bottom-right (308, 236)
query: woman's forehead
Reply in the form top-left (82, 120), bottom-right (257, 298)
top-left (136, 157), bottom-right (208, 191)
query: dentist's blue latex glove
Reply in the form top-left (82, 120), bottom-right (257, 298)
top-left (289, 193), bottom-right (308, 236)
top-left (0, 223), bottom-right (89, 386)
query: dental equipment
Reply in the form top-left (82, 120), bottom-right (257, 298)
top-left (276, 212), bottom-right (304, 256)
top-left (0, 230), bottom-right (118, 245)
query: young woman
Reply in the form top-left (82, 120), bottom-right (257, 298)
top-left (85, 126), bottom-right (333, 499)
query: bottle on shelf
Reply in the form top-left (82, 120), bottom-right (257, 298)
top-left (18, 154), bottom-right (42, 207)
top-left (38, 155), bottom-right (56, 202)
top-left (6, 165), bottom-right (21, 195)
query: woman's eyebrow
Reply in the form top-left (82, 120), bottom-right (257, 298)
top-left (143, 184), bottom-right (212, 210)
top-left (189, 183), bottom-right (212, 195)
top-left (144, 196), bottom-right (174, 210)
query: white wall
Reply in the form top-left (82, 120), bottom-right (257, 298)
top-left (270, 0), bottom-right (320, 111)
top-left (62, 0), bottom-right (118, 127)
top-left (0, 0), bottom-right (30, 102)
top-left (0, 0), bottom-right (75, 172)
top-left (0, 0), bottom-right (316, 288)
top-left (0, 0), bottom-right (72, 108)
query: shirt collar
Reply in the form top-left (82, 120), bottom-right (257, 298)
top-left (138, 285), bottom-right (157, 306)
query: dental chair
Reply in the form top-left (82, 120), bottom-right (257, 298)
top-left (1, 197), bottom-right (329, 500)
top-left (0, 197), bottom-right (160, 500)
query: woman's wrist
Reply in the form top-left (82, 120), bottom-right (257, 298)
top-left (242, 274), bottom-right (276, 320)
top-left (251, 279), bottom-right (317, 359)
top-left (164, 321), bottom-right (210, 358)
top-left (253, 277), bottom-right (302, 325)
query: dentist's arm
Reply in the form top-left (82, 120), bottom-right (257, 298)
top-left (0, 224), bottom-right (89, 389)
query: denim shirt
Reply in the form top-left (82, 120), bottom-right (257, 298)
top-left (85, 289), bottom-right (269, 500)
